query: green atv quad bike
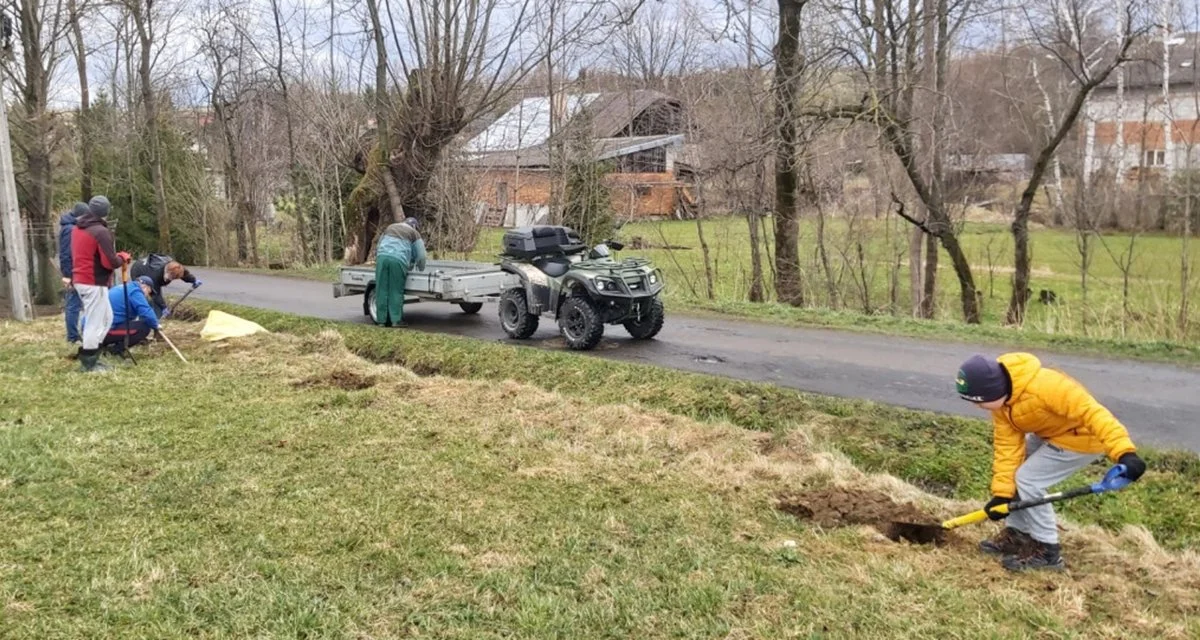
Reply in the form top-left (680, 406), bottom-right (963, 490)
top-left (496, 225), bottom-right (665, 350)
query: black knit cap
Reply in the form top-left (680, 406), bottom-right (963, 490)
top-left (956, 355), bottom-right (1009, 403)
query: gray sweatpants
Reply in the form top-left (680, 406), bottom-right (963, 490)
top-left (75, 284), bottom-right (112, 351)
top-left (1005, 434), bottom-right (1099, 544)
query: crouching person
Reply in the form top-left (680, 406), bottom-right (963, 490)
top-left (103, 276), bottom-right (162, 356)
top-left (955, 353), bottom-right (1146, 572)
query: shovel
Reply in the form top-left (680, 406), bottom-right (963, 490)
top-left (168, 284), bottom-right (200, 316)
top-left (154, 329), bottom-right (189, 364)
top-left (887, 463), bottom-right (1133, 545)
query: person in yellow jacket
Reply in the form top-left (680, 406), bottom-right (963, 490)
top-left (956, 352), bottom-right (1146, 572)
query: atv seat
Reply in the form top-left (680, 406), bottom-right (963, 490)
top-left (533, 256), bottom-right (572, 278)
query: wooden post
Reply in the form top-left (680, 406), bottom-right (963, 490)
top-left (0, 69), bottom-right (33, 321)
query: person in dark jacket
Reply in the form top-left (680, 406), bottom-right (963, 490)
top-left (103, 276), bottom-right (161, 355)
top-left (58, 202), bottom-right (89, 344)
top-left (130, 253), bottom-right (201, 317)
top-left (71, 195), bottom-right (129, 372)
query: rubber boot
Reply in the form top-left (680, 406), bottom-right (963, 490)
top-left (78, 349), bottom-right (112, 373)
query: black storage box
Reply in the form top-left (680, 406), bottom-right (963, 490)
top-left (502, 225), bottom-right (586, 259)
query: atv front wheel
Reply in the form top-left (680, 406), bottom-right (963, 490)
top-left (558, 296), bottom-right (604, 350)
top-left (499, 288), bottom-right (539, 339)
top-left (624, 296), bottom-right (664, 340)
top-left (458, 302), bottom-right (483, 314)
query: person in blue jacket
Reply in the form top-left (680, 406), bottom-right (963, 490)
top-left (58, 202), bottom-right (89, 345)
top-left (373, 217), bottom-right (427, 327)
top-left (102, 276), bottom-right (162, 355)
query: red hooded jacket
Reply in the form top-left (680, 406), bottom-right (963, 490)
top-left (71, 211), bottom-right (125, 286)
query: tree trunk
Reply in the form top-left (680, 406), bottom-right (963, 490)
top-left (1006, 23), bottom-right (1134, 324)
top-left (68, 0), bottom-right (93, 202)
top-left (921, 230), bottom-right (938, 318)
top-left (772, 0), bottom-right (806, 307)
top-left (131, 1), bottom-right (171, 253)
top-left (908, 226), bottom-right (923, 315)
top-left (366, 0), bottom-right (401, 223)
top-left (746, 210), bottom-right (764, 302)
top-left (17, 3), bottom-right (57, 303)
top-left (270, 0), bottom-right (309, 264)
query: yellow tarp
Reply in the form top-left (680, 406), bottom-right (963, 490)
top-left (199, 310), bottom-right (270, 342)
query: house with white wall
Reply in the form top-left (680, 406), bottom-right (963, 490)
top-left (1084, 31), bottom-right (1200, 183)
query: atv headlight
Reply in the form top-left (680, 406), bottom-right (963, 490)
top-left (595, 277), bottom-right (619, 292)
top-left (649, 272), bottom-right (658, 285)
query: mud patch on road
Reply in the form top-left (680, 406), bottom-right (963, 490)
top-left (294, 369), bottom-right (378, 391)
top-left (776, 487), bottom-right (957, 546)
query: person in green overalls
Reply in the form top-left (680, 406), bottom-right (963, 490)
top-left (374, 217), bottom-right (427, 327)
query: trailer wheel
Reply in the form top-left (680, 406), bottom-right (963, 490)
top-left (365, 286), bottom-right (379, 324)
top-left (624, 296), bottom-right (665, 340)
top-left (458, 302), bottom-right (483, 315)
top-left (499, 289), bottom-right (538, 339)
top-left (558, 296), bottom-right (604, 350)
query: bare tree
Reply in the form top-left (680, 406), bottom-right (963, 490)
top-left (773, 0), bottom-right (809, 306)
top-left (3, 0), bottom-right (72, 303)
top-left (125, 0), bottom-right (172, 252)
top-left (67, 0), bottom-right (93, 202)
top-left (833, 0), bottom-right (985, 322)
top-left (1006, 0), bottom-right (1146, 324)
top-left (344, 0), bottom-right (616, 263)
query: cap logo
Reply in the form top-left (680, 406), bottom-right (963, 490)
top-left (955, 369), bottom-right (969, 394)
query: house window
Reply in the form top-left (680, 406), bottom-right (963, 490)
top-left (1144, 150), bottom-right (1166, 167)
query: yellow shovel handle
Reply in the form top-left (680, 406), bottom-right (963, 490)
top-left (942, 503), bottom-right (1010, 530)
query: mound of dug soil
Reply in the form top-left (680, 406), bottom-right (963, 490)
top-left (293, 369), bottom-right (377, 391)
top-left (167, 304), bottom-right (203, 322)
top-left (777, 487), bottom-right (953, 545)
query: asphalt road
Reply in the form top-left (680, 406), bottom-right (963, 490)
top-left (188, 268), bottom-right (1200, 453)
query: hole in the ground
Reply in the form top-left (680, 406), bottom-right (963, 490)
top-left (293, 369), bottom-right (378, 391)
top-left (776, 487), bottom-right (955, 546)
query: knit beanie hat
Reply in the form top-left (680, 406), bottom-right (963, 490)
top-left (89, 195), bottom-right (111, 218)
top-left (404, 216), bottom-right (419, 230)
top-left (956, 355), bottom-right (1009, 403)
top-left (136, 276), bottom-right (155, 288)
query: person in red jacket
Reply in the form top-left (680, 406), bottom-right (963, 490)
top-left (70, 195), bottom-right (129, 372)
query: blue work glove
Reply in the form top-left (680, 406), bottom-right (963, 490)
top-left (162, 308), bottom-right (171, 319)
top-left (192, 280), bottom-right (202, 289)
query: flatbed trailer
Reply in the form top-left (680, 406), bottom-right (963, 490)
top-left (333, 260), bottom-right (519, 322)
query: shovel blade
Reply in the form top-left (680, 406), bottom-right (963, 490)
top-left (885, 521), bottom-right (947, 545)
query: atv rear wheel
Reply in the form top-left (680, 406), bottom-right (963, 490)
top-left (499, 288), bottom-right (538, 339)
top-left (624, 296), bottom-right (664, 340)
top-left (458, 302), bottom-right (483, 314)
top-left (558, 296), bottom-right (604, 350)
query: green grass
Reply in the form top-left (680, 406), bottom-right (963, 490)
top-left (2, 307), bottom-right (1198, 637)
top-left (187, 300), bottom-right (1200, 549)
top-left (240, 218), bottom-right (1200, 365)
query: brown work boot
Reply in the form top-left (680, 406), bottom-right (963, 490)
top-left (1002, 541), bottom-right (1065, 572)
top-left (978, 527), bottom-right (1035, 556)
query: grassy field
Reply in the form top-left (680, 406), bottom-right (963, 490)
top-left (2, 306), bottom-right (1199, 637)
top-left (244, 218), bottom-right (1200, 364)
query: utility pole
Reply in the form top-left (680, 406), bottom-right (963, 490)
top-left (0, 12), bottom-right (31, 321)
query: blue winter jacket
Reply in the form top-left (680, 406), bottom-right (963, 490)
top-left (109, 283), bottom-right (161, 331)
top-left (57, 203), bottom-right (89, 278)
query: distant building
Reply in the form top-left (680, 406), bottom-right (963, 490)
top-left (461, 90), bottom-right (695, 227)
top-left (1085, 31), bottom-right (1200, 183)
